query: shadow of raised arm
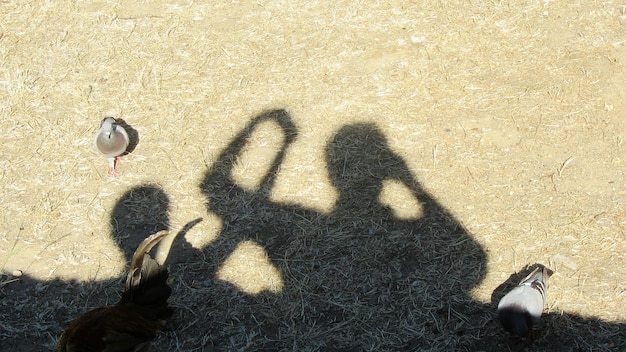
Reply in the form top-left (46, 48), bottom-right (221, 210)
top-left (201, 109), bottom-right (297, 201)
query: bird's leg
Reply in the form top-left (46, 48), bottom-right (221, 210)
top-left (108, 157), bottom-right (117, 176)
top-left (108, 156), bottom-right (125, 176)
top-left (527, 330), bottom-right (535, 344)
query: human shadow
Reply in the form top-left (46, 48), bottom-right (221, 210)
top-left (110, 184), bottom-right (171, 256)
top-left (0, 184), bottom-right (197, 351)
top-left (194, 110), bottom-right (488, 350)
top-left (191, 109), bottom-right (625, 351)
top-left (1, 111), bottom-right (624, 352)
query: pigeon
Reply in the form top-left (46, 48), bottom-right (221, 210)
top-left (497, 265), bottom-right (554, 338)
top-left (94, 117), bottom-right (129, 175)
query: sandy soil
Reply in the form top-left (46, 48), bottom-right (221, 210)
top-left (0, 1), bottom-right (624, 351)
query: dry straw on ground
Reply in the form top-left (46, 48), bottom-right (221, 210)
top-left (1, 1), bottom-right (624, 351)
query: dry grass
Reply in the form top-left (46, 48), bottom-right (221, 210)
top-left (1, 1), bottom-right (625, 351)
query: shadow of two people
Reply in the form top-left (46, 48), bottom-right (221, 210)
top-left (181, 109), bottom-right (624, 351)
top-left (190, 110), bottom-right (626, 351)
top-left (187, 109), bottom-right (487, 351)
top-left (1, 110), bottom-right (623, 351)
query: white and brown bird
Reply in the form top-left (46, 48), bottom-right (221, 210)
top-left (497, 265), bottom-right (554, 338)
top-left (57, 231), bottom-right (172, 352)
top-left (94, 117), bottom-right (129, 176)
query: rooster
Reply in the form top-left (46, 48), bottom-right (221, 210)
top-left (57, 231), bottom-right (172, 352)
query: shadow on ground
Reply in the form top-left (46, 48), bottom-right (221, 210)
top-left (0, 184), bottom-right (181, 351)
top-left (0, 110), bottom-right (624, 351)
top-left (115, 118), bottom-right (139, 156)
top-left (178, 109), bottom-right (625, 351)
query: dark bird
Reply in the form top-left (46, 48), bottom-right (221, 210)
top-left (57, 231), bottom-right (172, 352)
top-left (497, 264), bottom-right (554, 338)
top-left (94, 117), bottom-right (129, 176)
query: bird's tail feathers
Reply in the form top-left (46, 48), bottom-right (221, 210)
top-left (519, 264), bottom-right (554, 299)
top-left (121, 231), bottom-right (172, 319)
top-left (520, 264), bottom-right (553, 289)
top-left (126, 231), bottom-right (168, 290)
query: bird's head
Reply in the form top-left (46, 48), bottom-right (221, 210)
top-left (498, 307), bottom-right (534, 338)
top-left (100, 117), bottom-right (117, 135)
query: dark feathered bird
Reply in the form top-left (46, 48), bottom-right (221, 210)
top-left (57, 231), bottom-right (172, 352)
top-left (497, 265), bottom-right (553, 338)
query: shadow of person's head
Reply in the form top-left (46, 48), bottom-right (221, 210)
top-left (325, 122), bottom-right (424, 214)
top-left (109, 184), bottom-right (170, 262)
top-left (325, 123), bottom-right (388, 198)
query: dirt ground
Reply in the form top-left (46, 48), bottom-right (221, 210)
top-left (1, 1), bottom-right (624, 351)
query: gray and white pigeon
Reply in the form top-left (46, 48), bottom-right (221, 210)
top-left (94, 117), bottom-right (129, 176)
top-left (497, 265), bottom-right (553, 338)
